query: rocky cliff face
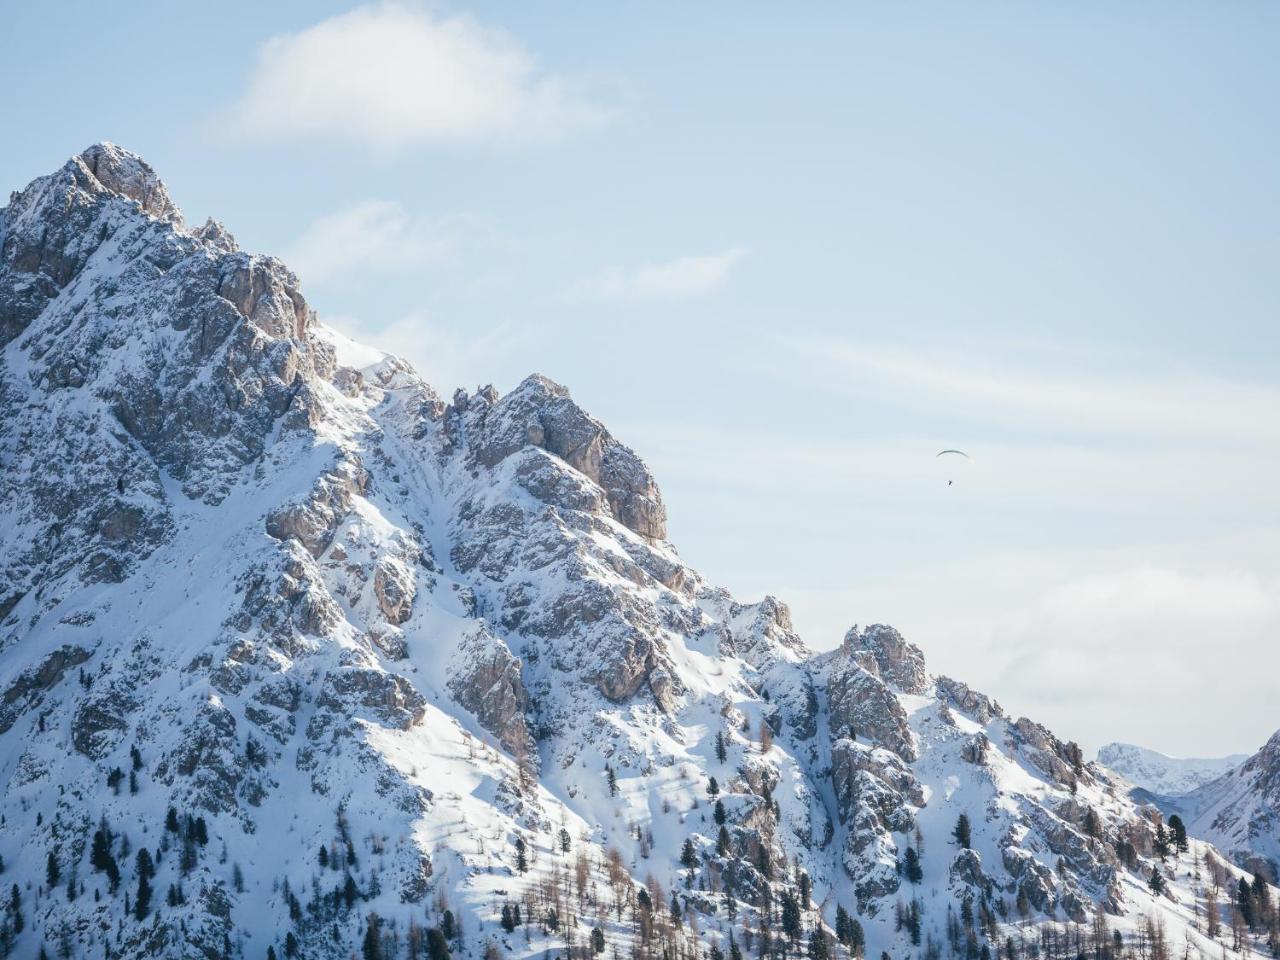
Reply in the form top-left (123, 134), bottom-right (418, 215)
top-left (1180, 732), bottom-right (1280, 881)
top-left (0, 145), bottom-right (1273, 959)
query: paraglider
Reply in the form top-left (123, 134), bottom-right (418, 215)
top-left (936, 449), bottom-right (972, 487)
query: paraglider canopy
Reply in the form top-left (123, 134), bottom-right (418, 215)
top-left (935, 449), bottom-right (972, 486)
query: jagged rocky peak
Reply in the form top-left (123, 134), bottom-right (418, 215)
top-left (2, 145), bottom-right (1276, 959)
top-left (0, 143), bottom-right (329, 613)
top-left (841, 622), bottom-right (930, 694)
top-left (76, 141), bottom-right (182, 222)
top-left (459, 372), bottom-right (668, 539)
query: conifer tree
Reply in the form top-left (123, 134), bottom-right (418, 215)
top-left (426, 927), bottom-right (451, 960)
top-left (1167, 815), bottom-right (1189, 854)
top-left (714, 799), bottom-right (727, 826)
top-left (45, 850), bottom-right (59, 888)
top-left (836, 905), bottom-right (853, 946)
top-left (1154, 824), bottom-right (1170, 861)
top-left (904, 847), bottom-right (923, 884)
top-left (716, 731), bottom-right (728, 764)
top-left (1148, 867), bottom-right (1165, 896)
top-left (953, 814), bottom-right (972, 850)
top-left (135, 862), bottom-right (152, 918)
top-left (363, 912), bottom-right (384, 960)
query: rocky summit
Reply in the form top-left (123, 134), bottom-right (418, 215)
top-left (0, 144), bottom-right (1276, 959)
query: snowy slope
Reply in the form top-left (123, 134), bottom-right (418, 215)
top-left (0, 145), bottom-right (1275, 960)
top-left (1180, 732), bottom-right (1280, 881)
top-left (1097, 744), bottom-right (1246, 797)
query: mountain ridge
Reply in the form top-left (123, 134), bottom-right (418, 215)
top-left (1096, 743), bottom-right (1247, 797)
top-left (0, 143), bottom-right (1274, 960)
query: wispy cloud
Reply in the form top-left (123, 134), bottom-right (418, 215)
top-left (321, 312), bottom-right (530, 394)
top-left (570, 248), bottom-right (747, 302)
top-left (611, 339), bottom-right (1280, 755)
top-left (222, 4), bottom-right (614, 148)
top-left (284, 200), bottom-right (455, 285)
top-left (787, 340), bottom-right (1280, 446)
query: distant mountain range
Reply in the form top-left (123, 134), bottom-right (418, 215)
top-left (1096, 742), bottom-right (1247, 796)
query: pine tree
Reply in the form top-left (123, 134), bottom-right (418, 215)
top-left (501, 905), bottom-right (515, 933)
top-left (680, 837), bottom-right (698, 872)
top-left (1167, 815), bottom-right (1189, 853)
top-left (781, 891), bottom-right (802, 942)
top-left (591, 926), bottom-right (606, 954)
top-left (714, 799), bottom-right (727, 826)
top-left (514, 836), bottom-right (528, 873)
top-left (850, 918), bottom-right (865, 957)
top-left (707, 776), bottom-right (720, 797)
top-left (166, 806), bottom-right (180, 832)
top-left (717, 826), bottom-right (731, 857)
top-left (904, 847), bottom-right (923, 884)
top-left (954, 814), bottom-right (972, 850)
top-left (1148, 867), bottom-right (1165, 896)
top-left (808, 929), bottom-right (829, 960)
top-left (426, 928), bottom-right (451, 960)
top-left (343, 873), bottom-right (358, 907)
top-left (319, 844), bottom-right (329, 868)
top-left (363, 912), bottom-right (384, 960)
top-left (606, 765), bottom-right (618, 797)
top-left (267, 948), bottom-right (277, 960)
top-left (135, 865), bottom-right (152, 918)
top-left (799, 870), bottom-right (811, 907)
top-left (1237, 877), bottom-right (1255, 929)
top-left (45, 849), bottom-right (59, 888)
top-left (716, 731), bottom-right (728, 764)
top-left (836, 904), bottom-right (853, 946)
top-left (559, 827), bottom-right (571, 854)
top-left (1154, 824), bottom-right (1170, 861)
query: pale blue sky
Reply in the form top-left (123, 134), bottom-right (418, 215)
top-left (4, 1), bottom-right (1277, 755)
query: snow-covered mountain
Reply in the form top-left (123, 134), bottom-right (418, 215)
top-left (1, 144), bottom-right (1275, 959)
top-left (1096, 744), bottom-right (1246, 797)
top-left (1178, 732), bottom-right (1280, 882)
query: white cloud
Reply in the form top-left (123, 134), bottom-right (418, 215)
top-left (284, 200), bottom-right (453, 284)
top-left (223, 4), bottom-right (612, 147)
top-left (788, 341), bottom-right (1280, 447)
top-left (570, 248), bottom-right (747, 302)
top-left (321, 312), bottom-right (529, 394)
top-left (769, 539), bottom-right (1280, 758)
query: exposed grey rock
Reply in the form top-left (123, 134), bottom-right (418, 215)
top-left (843, 623), bottom-right (929, 695)
top-left (447, 626), bottom-right (533, 761)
